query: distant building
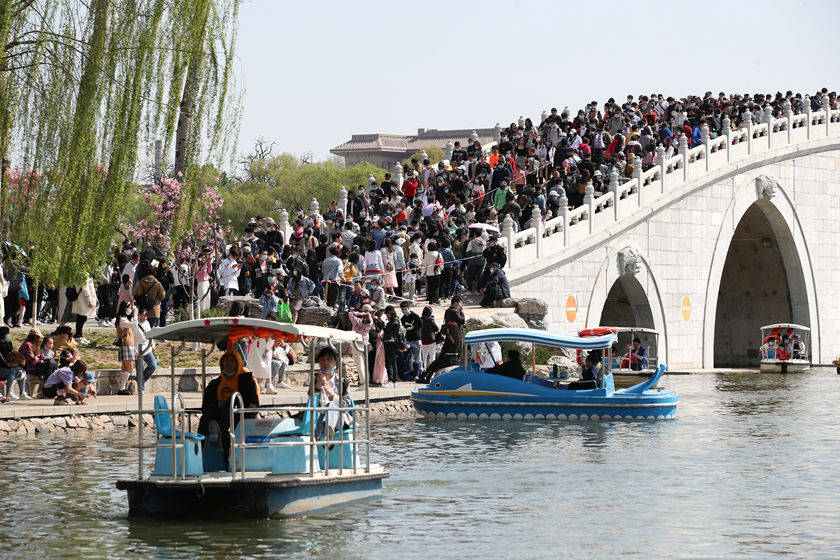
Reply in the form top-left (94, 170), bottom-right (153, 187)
top-left (331, 127), bottom-right (497, 169)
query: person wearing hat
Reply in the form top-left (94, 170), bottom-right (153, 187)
top-left (197, 348), bottom-right (260, 461)
top-left (380, 306), bottom-right (407, 384)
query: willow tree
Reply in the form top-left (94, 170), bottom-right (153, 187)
top-left (0, 0), bottom-right (241, 284)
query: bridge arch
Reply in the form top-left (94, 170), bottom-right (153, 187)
top-left (702, 172), bottom-right (820, 367)
top-left (585, 242), bottom-right (669, 366)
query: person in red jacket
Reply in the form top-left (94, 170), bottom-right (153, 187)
top-left (402, 172), bottom-right (419, 198)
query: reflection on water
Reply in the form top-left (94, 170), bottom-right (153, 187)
top-left (1, 369), bottom-right (839, 559)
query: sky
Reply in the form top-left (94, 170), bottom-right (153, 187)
top-left (234, 0), bottom-right (840, 162)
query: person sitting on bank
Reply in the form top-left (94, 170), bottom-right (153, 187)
top-left (42, 360), bottom-right (91, 405)
top-left (629, 337), bottom-right (648, 371)
top-left (485, 349), bottom-right (527, 381)
top-left (197, 348), bottom-right (261, 461)
top-left (480, 263), bottom-right (510, 308)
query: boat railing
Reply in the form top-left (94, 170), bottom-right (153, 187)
top-left (227, 337), bottom-right (372, 480)
top-left (228, 398), bottom-right (373, 481)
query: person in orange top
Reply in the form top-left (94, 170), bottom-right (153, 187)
top-left (488, 146), bottom-right (500, 168)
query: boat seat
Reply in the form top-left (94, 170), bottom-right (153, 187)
top-left (154, 396), bottom-right (205, 441)
top-left (567, 380), bottom-right (598, 391)
top-left (153, 395), bottom-right (204, 476)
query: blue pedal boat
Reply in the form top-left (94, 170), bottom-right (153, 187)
top-left (115, 318), bottom-right (387, 518)
top-left (410, 327), bottom-right (678, 421)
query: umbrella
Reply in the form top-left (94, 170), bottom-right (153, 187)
top-left (1, 241), bottom-right (27, 258)
top-left (468, 223), bottom-right (500, 233)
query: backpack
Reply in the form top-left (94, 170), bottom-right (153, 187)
top-left (65, 286), bottom-right (79, 302)
top-left (134, 283), bottom-right (153, 311)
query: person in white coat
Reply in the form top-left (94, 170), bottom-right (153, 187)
top-left (71, 278), bottom-right (98, 346)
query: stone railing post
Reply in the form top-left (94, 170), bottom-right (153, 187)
top-left (518, 115), bottom-right (525, 128)
top-left (804, 94), bottom-right (812, 139)
top-left (583, 182), bottom-right (595, 234)
top-left (338, 186), bottom-right (348, 221)
top-left (609, 169), bottom-right (620, 220)
top-left (367, 174), bottom-right (376, 187)
top-left (822, 94), bottom-right (831, 135)
top-left (531, 205), bottom-right (543, 257)
top-left (632, 156), bottom-right (643, 206)
top-left (394, 162), bottom-right (403, 189)
top-left (655, 145), bottom-right (666, 193)
top-left (444, 140), bottom-right (454, 161)
top-left (701, 123), bottom-right (711, 170)
top-left (721, 114), bottom-right (731, 162)
top-left (679, 134), bottom-right (689, 181)
top-left (743, 108), bottom-right (754, 154)
top-left (784, 100), bottom-right (793, 144)
top-left (309, 198), bottom-right (321, 225)
top-left (558, 191), bottom-right (569, 246)
top-left (494, 122), bottom-right (503, 143)
top-left (501, 214), bottom-right (515, 270)
top-left (278, 208), bottom-right (290, 244)
top-left (541, 110), bottom-right (549, 123)
top-left (765, 107), bottom-right (774, 149)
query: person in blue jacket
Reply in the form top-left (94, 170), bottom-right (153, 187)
top-left (630, 337), bottom-right (648, 371)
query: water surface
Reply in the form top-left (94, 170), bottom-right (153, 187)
top-left (1, 369), bottom-right (838, 559)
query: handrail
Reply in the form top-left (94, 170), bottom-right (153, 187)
top-left (502, 111), bottom-right (839, 277)
top-left (228, 392), bottom-right (245, 480)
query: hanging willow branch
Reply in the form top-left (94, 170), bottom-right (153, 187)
top-left (0, 0), bottom-right (242, 284)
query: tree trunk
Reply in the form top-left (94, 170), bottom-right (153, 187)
top-left (0, 1), bottom-right (15, 236)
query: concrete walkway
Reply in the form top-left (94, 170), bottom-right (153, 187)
top-left (0, 382), bottom-right (416, 420)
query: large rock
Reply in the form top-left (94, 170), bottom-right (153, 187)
top-left (548, 354), bottom-right (579, 377)
top-left (514, 297), bottom-right (548, 317)
top-left (218, 295), bottom-right (262, 317)
top-left (297, 304), bottom-right (334, 326)
top-left (487, 310), bottom-right (529, 329)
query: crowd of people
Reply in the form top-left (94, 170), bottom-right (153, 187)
top-left (0, 88), bottom-right (835, 401)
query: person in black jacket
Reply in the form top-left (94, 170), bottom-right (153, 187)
top-left (417, 321), bottom-right (461, 384)
top-left (481, 264), bottom-right (511, 307)
top-left (381, 306), bottom-right (407, 383)
top-left (485, 349), bottom-right (527, 381)
top-left (197, 349), bottom-right (260, 464)
top-left (400, 301), bottom-right (422, 367)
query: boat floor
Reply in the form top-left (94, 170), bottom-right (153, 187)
top-left (119, 464), bottom-right (388, 487)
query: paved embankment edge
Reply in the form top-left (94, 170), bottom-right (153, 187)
top-left (0, 386), bottom-right (416, 436)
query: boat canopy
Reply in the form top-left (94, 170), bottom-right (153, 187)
top-left (465, 327), bottom-right (616, 349)
top-left (147, 317), bottom-right (363, 344)
top-left (760, 323), bottom-right (810, 332)
top-left (578, 326), bottom-right (659, 337)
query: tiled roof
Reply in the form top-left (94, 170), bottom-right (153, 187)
top-left (331, 127), bottom-right (497, 155)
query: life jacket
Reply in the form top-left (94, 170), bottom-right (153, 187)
top-left (216, 349), bottom-right (260, 406)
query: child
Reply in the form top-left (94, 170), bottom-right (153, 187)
top-left (72, 371), bottom-right (98, 404)
top-left (40, 336), bottom-right (55, 359)
top-left (404, 254), bottom-right (421, 302)
top-left (117, 274), bottom-right (133, 309)
top-left (258, 285), bottom-right (279, 320)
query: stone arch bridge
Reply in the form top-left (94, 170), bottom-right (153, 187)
top-left (502, 101), bottom-right (840, 369)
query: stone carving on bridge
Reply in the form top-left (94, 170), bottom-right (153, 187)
top-left (617, 248), bottom-right (642, 276)
top-left (755, 175), bottom-right (778, 200)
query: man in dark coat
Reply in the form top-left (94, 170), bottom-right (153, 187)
top-left (481, 264), bottom-right (510, 307)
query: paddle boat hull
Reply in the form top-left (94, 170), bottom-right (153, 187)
top-left (410, 365), bottom-right (678, 421)
top-left (759, 359), bottom-right (810, 373)
top-left (117, 468), bottom-right (387, 518)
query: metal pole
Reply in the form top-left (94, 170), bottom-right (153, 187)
top-left (308, 342), bottom-right (315, 476)
top-left (364, 343), bottom-right (370, 473)
top-left (338, 341), bottom-right (343, 475)
top-left (201, 348), bottom-right (207, 392)
top-left (170, 345), bottom-right (177, 480)
top-left (136, 341), bottom-right (145, 479)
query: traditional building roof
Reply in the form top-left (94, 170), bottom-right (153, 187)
top-left (330, 127), bottom-right (497, 165)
